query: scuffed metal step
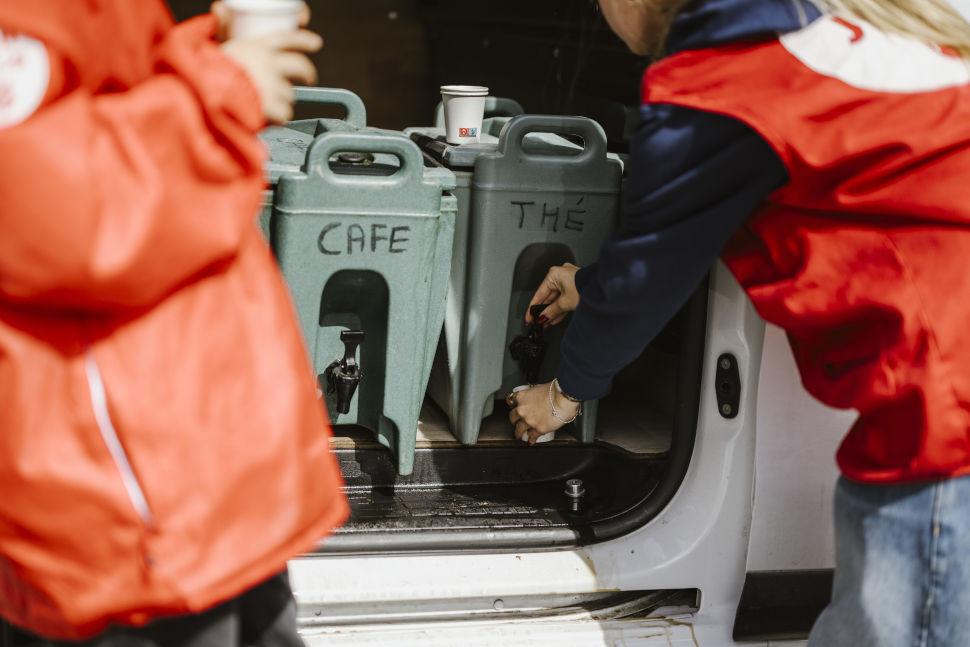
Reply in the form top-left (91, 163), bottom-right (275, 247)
top-left (331, 442), bottom-right (664, 536)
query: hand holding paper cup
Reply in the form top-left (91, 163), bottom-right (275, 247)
top-left (511, 385), bottom-right (556, 444)
top-left (218, 0), bottom-right (320, 124)
top-left (224, 0), bottom-right (307, 38)
top-left (440, 85), bottom-right (489, 145)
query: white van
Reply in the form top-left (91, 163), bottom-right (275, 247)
top-left (290, 264), bottom-right (853, 646)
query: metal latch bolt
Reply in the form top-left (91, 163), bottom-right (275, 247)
top-left (565, 478), bottom-right (586, 498)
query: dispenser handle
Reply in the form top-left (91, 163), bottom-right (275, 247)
top-left (294, 87), bottom-right (368, 128)
top-left (303, 131), bottom-right (426, 188)
top-left (339, 330), bottom-right (365, 372)
top-left (528, 304), bottom-right (547, 324)
top-left (497, 115), bottom-right (607, 165)
top-left (323, 329), bottom-right (365, 416)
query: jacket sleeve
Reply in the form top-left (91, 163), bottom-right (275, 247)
top-left (0, 16), bottom-right (267, 311)
top-left (556, 104), bottom-right (788, 400)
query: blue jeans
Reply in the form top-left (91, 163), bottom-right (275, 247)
top-left (809, 475), bottom-right (970, 646)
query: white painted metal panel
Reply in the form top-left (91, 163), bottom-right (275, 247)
top-left (747, 325), bottom-right (853, 571)
top-left (303, 615), bottom-right (701, 646)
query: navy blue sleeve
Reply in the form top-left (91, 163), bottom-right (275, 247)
top-left (557, 104), bottom-right (787, 400)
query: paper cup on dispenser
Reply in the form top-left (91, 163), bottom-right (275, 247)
top-left (511, 385), bottom-right (556, 444)
top-left (440, 85), bottom-right (489, 145)
top-left (225, 0), bottom-right (305, 38)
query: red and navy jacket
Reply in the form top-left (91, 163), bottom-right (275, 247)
top-left (559, 0), bottom-right (970, 483)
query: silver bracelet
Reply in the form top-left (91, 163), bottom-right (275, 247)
top-left (553, 378), bottom-right (583, 403)
top-left (548, 381), bottom-right (582, 424)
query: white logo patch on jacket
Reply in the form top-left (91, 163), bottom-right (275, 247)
top-left (0, 32), bottom-right (49, 128)
top-left (781, 15), bottom-right (970, 93)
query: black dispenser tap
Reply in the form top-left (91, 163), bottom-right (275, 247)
top-left (322, 330), bottom-right (365, 415)
top-left (509, 304), bottom-right (548, 385)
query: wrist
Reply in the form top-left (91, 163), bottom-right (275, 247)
top-left (552, 381), bottom-right (581, 416)
top-left (553, 378), bottom-right (583, 404)
top-left (553, 391), bottom-right (579, 412)
top-left (548, 380), bottom-right (582, 425)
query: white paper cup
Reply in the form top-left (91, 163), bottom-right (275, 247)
top-left (440, 85), bottom-right (489, 145)
top-left (225, 0), bottom-right (305, 38)
top-left (511, 385), bottom-right (555, 444)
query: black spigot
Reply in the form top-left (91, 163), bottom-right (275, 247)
top-left (509, 304), bottom-right (548, 385)
top-left (322, 330), bottom-right (365, 415)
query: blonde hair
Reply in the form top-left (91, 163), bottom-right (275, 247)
top-left (822, 0), bottom-right (970, 58)
top-left (627, 0), bottom-right (691, 58)
top-left (629, 0), bottom-right (970, 59)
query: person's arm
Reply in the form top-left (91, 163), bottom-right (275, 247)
top-left (0, 15), bottom-right (266, 312)
top-left (556, 104), bottom-right (788, 400)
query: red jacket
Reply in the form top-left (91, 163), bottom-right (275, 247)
top-left (0, 1), bottom-right (348, 638)
top-left (646, 14), bottom-right (970, 483)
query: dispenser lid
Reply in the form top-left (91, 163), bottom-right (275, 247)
top-left (262, 122), bottom-right (456, 192)
top-left (261, 124), bottom-right (313, 183)
top-left (261, 119), bottom-right (407, 184)
top-left (406, 122), bottom-right (584, 170)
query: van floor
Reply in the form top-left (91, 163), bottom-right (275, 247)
top-left (330, 398), bottom-right (672, 454)
top-left (325, 397), bottom-right (673, 540)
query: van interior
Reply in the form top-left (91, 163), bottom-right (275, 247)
top-left (164, 0), bottom-right (709, 555)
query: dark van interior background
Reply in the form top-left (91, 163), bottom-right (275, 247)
top-left (166, 0), bottom-right (647, 148)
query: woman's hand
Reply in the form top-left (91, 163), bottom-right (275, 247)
top-left (508, 382), bottom-right (581, 446)
top-left (221, 30), bottom-right (322, 124)
top-left (525, 263), bottom-right (580, 327)
top-left (213, 1), bottom-right (321, 125)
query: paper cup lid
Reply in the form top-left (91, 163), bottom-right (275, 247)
top-left (440, 85), bottom-right (489, 97)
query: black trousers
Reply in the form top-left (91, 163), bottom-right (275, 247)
top-left (3, 572), bottom-right (303, 647)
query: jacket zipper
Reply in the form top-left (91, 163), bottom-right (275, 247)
top-left (84, 352), bottom-right (155, 528)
